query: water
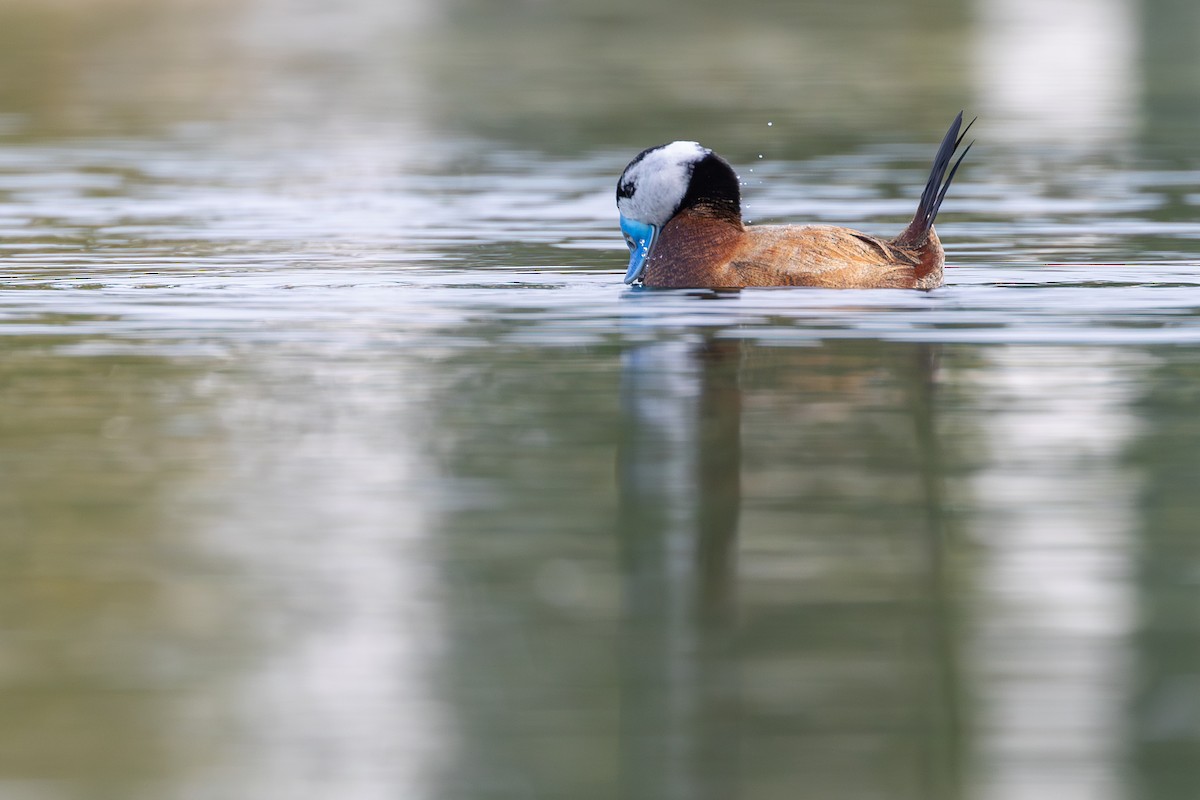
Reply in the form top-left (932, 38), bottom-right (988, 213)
top-left (4, 0), bottom-right (1200, 798)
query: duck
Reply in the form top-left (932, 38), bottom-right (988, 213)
top-left (615, 112), bottom-right (973, 289)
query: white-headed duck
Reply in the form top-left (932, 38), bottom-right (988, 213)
top-left (616, 112), bottom-right (973, 289)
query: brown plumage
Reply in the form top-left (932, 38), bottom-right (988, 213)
top-left (616, 113), bottom-right (973, 290)
top-left (644, 213), bottom-right (945, 289)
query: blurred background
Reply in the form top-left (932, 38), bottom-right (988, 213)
top-left (2, 0), bottom-right (1200, 798)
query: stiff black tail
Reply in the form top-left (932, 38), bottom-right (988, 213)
top-left (895, 111), bottom-right (974, 247)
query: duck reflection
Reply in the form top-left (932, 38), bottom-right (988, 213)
top-left (617, 337), bottom-right (743, 800)
top-left (616, 334), bottom-right (962, 800)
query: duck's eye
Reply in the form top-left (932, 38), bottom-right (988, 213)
top-left (623, 233), bottom-right (636, 252)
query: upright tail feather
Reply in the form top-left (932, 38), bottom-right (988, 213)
top-left (893, 112), bottom-right (974, 247)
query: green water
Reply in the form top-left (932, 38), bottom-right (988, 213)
top-left (4, 0), bottom-right (1200, 798)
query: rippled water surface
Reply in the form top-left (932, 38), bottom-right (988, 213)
top-left (5, 1), bottom-right (1200, 798)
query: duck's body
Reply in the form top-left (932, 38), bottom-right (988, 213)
top-left (644, 215), bottom-right (944, 290)
top-left (616, 113), bottom-right (972, 290)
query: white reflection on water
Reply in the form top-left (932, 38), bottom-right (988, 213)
top-left (972, 0), bottom-right (1139, 146)
top-left (967, 347), bottom-right (1144, 800)
top-left (168, 358), bottom-right (446, 798)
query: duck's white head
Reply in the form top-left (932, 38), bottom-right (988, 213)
top-left (616, 141), bottom-right (741, 284)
